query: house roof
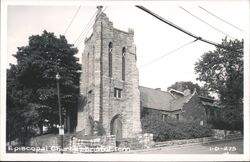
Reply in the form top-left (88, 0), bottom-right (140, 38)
top-left (139, 86), bottom-right (195, 112)
top-left (198, 96), bottom-right (215, 103)
top-left (170, 94), bottom-right (193, 111)
top-left (168, 89), bottom-right (184, 97)
top-left (139, 86), bottom-right (196, 112)
top-left (198, 96), bottom-right (222, 108)
top-left (140, 86), bottom-right (221, 112)
top-left (139, 86), bottom-right (175, 111)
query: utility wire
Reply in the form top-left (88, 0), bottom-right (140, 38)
top-left (74, 10), bottom-right (98, 46)
top-left (199, 6), bottom-right (243, 32)
top-left (139, 39), bottom-right (198, 69)
top-left (136, 5), bottom-right (242, 54)
top-left (75, 6), bottom-right (108, 48)
top-left (179, 6), bottom-right (235, 40)
top-left (64, 6), bottom-right (81, 35)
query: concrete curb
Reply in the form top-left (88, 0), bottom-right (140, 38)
top-left (122, 137), bottom-right (243, 154)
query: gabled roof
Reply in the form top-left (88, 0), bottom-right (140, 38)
top-left (139, 86), bottom-right (195, 112)
top-left (170, 94), bottom-right (193, 111)
top-left (198, 96), bottom-right (215, 103)
top-left (140, 86), bottom-right (222, 112)
top-left (198, 96), bottom-right (222, 108)
top-left (168, 89), bottom-right (184, 97)
top-left (139, 86), bottom-right (175, 111)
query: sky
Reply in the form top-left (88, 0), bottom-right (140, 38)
top-left (5, 0), bottom-right (249, 91)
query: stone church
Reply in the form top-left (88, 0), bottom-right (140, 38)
top-left (76, 6), bottom-right (220, 139)
top-left (76, 6), bottom-right (141, 138)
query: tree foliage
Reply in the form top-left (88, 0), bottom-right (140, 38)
top-left (7, 30), bottom-right (81, 143)
top-left (194, 37), bottom-right (243, 128)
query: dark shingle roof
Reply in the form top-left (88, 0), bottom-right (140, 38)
top-left (170, 95), bottom-right (192, 111)
top-left (139, 86), bottom-right (194, 112)
top-left (139, 86), bottom-right (175, 111)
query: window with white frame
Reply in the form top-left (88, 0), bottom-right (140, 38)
top-left (114, 88), bottom-right (122, 98)
top-left (162, 114), bottom-right (168, 121)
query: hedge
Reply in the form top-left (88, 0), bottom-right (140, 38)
top-left (141, 115), bottom-right (212, 142)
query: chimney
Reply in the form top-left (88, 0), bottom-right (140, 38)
top-left (128, 28), bottom-right (134, 35)
top-left (96, 6), bottom-right (103, 19)
top-left (176, 82), bottom-right (183, 92)
top-left (97, 5), bottom-right (103, 13)
top-left (183, 89), bottom-right (191, 96)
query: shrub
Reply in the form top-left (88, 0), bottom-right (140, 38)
top-left (141, 114), bottom-right (212, 142)
top-left (207, 117), bottom-right (243, 131)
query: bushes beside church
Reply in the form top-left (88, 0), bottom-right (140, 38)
top-left (141, 115), bottom-right (212, 142)
top-left (207, 117), bottom-right (243, 133)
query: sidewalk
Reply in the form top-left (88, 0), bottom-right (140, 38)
top-left (115, 136), bottom-right (243, 154)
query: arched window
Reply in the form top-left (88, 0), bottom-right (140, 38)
top-left (92, 46), bottom-right (95, 78)
top-left (122, 47), bottom-right (126, 81)
top-left (87, 52), bottom-right (90, 83)
top-left (108, 42), bottom-right (113, 77)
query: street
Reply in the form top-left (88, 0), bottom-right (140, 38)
top-left (124, 138), bottom-right (243, 154)
top-left (6, 138), bottom-right (243, 154)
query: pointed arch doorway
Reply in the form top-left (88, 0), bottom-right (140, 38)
top-left (110, 115), bottom-right (122, 140)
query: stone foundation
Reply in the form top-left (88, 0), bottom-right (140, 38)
top-left (118, 133), bottom-right (155, 150)
top-left (69, 135), bottom-right (118, 153)
top-left (68, 133), bottom-right (154, 153)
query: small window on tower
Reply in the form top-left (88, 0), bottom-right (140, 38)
top-left (88, 90), bottom-right (93, 103)
top-left (114, 88), bottom-right (122, 98)
top-left (108, 42), bottom-right (113, 77)
top-left (88, 90), bottom-right (92, 95)
top-left (122, 47), bottom-right (126, 81)
top-left (176, 114), bottom-right (179, 120)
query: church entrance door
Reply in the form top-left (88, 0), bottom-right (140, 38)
top-left (110, 115), bottom-right (122, 140)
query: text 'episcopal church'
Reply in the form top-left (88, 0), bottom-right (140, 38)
top-left (76, 6), bottom-right (142, 139)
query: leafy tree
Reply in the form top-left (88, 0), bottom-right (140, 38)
top-left (7, 30), bottom-right (81, 144)
top-left (167, 81), bottom-right (209, 97)
top-left (194, 37), bottom-right (243, 130)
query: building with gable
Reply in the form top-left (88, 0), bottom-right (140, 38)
top-left (76, 6), bottom-right (220, 139)
top-left (140, 86), bottom-right (221, 125)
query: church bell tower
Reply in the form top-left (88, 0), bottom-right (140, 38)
top-left (76, 6), bottom-right (142, 138)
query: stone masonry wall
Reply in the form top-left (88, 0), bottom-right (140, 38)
top-left (182, 94), bottom-right (207, 124)
top-left (76, 9), bottom-right (141, 138)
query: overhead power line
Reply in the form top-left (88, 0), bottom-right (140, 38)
top-left (75, 6), bottom-right (108, 48)
top-left (179, 6), bottom-right (235, 40)
top-left (74, 6), bottom-right (108, 47)
top-left (74, 10), bottom-right (98, 46)
top-left (199, 6), bottom-right (243, 32)
top-left (139, 39), bottom-right (198, 69)
top-left (135, 5), bottom-right (242, 54)
top-left (64, 6), bottom-right (81, 35)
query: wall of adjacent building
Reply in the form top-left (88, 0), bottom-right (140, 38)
top-left (182, 94), bottom-right (207, 124)
top-left (141, 107), bottom-right (182, 121)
